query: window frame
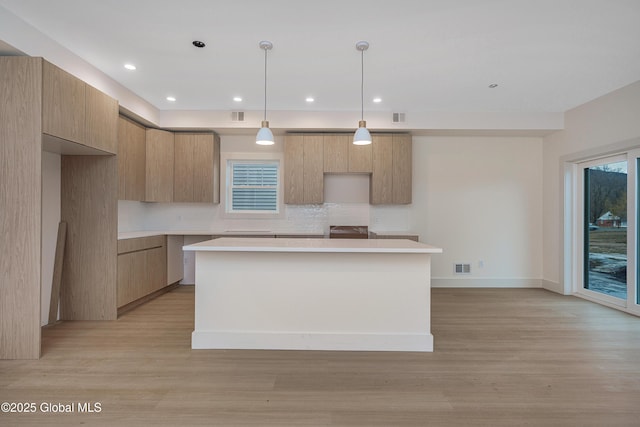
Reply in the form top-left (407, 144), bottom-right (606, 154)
top-left (220, 151), bottom-right (284, 219)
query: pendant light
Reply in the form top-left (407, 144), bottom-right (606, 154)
top-left (256, 40), bottom-right (274, 145)
top-left (353, 41), bottom-right (372, 145)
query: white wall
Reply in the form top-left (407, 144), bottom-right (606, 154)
top-left (41, 151), bottom-right (60, 326)
top-left (411, 136), bottom-right (544, 287)
top-left (542, 81), bottom-right (640, 293)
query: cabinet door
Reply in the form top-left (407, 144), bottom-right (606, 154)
top-left (370, 134), bottom-right (393, 204)
top-left (85, 84), bottom-right (118, 154)
top-left (146, 246), bottom-right (167, 294)
top-left (117, 116), bottom-right (146, 201)
top-left (42, 60), bottom-right (85, 144)
top-left (284, 134), bottom-right (304, 204)
top-left (323, 134), bottom-right (348, 173)
top-left (349, 140), bottom-right (372, 173)
top-left (303, 134), bottom-right (324, 204)
top-left (392, 134), bottom-right (412, 204)
top-left (174, 133), bottom-right (218, 203)
top-left (117, 251), bottom-right (146, 308)
top-left (145, 129), bottom-right (174, 202)
top-left (192, 134), bottom-right (215, 203)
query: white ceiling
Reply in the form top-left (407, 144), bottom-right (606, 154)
top-left (1, 0), bottom-right (640, 117)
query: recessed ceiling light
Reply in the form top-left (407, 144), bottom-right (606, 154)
top-left (124, 64), bottom-right (136, 70)
top-left (305, 97), bottom-right (314, 103)
top-left (373, 97), bottom-right (382, 103)
top-left (192, 40), bottom-right (205, 48)
top-left (166, 96), bottom-right (176, 102)
top-left (233, 96), bottom-right (242, 102)
top-left (488, 83), bottom-right (498, 88)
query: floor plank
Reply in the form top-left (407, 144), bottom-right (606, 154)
top-left (1, 287), bottom-right (639, 426)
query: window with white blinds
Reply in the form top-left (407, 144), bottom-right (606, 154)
top-left (228, 160), bottom-right (279, 212)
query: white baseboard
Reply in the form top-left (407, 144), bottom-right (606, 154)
top-left (192, 331), bottom-right (434, 352)
top-left (541, 279), bottom-right (565, 294)
top-left (431, 278), bottom-right (542, 288)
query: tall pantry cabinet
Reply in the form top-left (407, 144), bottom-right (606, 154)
top-left (1, 57), bottom-right (118, 360)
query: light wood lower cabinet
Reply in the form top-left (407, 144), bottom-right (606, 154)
top-left (117, 235), bottom-right (167, 309)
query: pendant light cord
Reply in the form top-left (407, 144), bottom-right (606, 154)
top-left (360, 49), bottom-right (364, 121)
top-left (263, 47), bottom-right (268, 122)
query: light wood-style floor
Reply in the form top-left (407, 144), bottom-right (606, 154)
top-left (1, 287), bottom-right (639, 426)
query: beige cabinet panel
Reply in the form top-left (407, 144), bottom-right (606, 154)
top-left (371, 134), bottom-right (412, 205)
top-left (284, 134), bottom-right (325, 204)
top-left (370, 134), bottom-right (393, 204)
top-left (174, 133), bottom-right (219, 203)
top-left (349, 141), bottom-right (373, 173)
top-left (146, 246), bottom-right (168, 294)
top-left (323, 134), bottom-right (348, 173)
top-left (42, 61), bottom-right (85, 144)
top-left (117, 116), bottom-right (146, 201)
top-left (192, 134), bottom-right (216, 203)
top-left (284, 134), bottom-right (304, 204)
top-left (61, 156), bottom-right (117, 321)
top-left (117, 236), bottom-right (167, 308)
top-left (145, 129), bottom-right (174, 202)
top-left (303, 134), bottom-right (324, 204)
top-left (0, 57), bottom-right (42, 359)
top-left (85, 84), bottom-right (118, 154)
top-left (392, 134), bottom-right (412, 204)
top-left (117, 251), bottom-right (146, 307)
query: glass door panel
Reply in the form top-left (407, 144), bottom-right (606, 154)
top-left (584, 160), bottom-right (628, 300)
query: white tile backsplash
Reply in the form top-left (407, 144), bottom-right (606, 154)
top-left (119, 200), bottom-right (410, 234)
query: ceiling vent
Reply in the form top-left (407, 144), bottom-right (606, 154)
top-left (392, 112), bottom-right (406, 123)
top-left (231, 111), bottom-right (245, 122)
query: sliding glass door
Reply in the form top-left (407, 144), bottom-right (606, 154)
top-left (582, 157), bottom-right (628, 301)
top-left (577, 150), bottom-right (640, 315)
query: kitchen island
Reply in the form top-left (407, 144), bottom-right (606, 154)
top-left (183, 238), bottom-right (442, 352)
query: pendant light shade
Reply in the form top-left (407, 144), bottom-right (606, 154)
top-left (354, 41), bottom-right (371, 145)
top-left (256, 40), bottom-right (274, 146)
top-left (353, 120), bottom-right (371, 145)
top-left (256, 120), bottom-right (274, 145)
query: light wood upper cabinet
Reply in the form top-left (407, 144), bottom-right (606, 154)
top-left (117, 116), bottom-right (146, 201)
top-left (349, 140), bottom-right (372, 173)
top-left (370, 133), bottom-right (412, 204)
top-left (323, 134), bottom-right (349, 173)
top-left (174, 132), bottom-right (220, 203)
top-left (85, 84), bottom-right (118, 154)
top-left (303, 135), bottom-right (324, 203)
top-left (42, 61), bottom-right (85, 144)
top-left (323, 134), bottom-right (372, 174)
top-left (284, 135), bottom-right (304, 204)
top-left (145, 129), bottom-right (174, 202)
top-left (370, 134), bottom-right (394, 204)
top-left (392, 134), bottom-right (412, 204)
top-left (284, 134), bottom-right (324, 204)
top-left (42, 60), bottom-right (118, 154)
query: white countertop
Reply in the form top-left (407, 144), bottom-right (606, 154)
top-left (117, 230), bottom-right (325, 240)
top-left (183, 237), bottom-right (442, 254)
